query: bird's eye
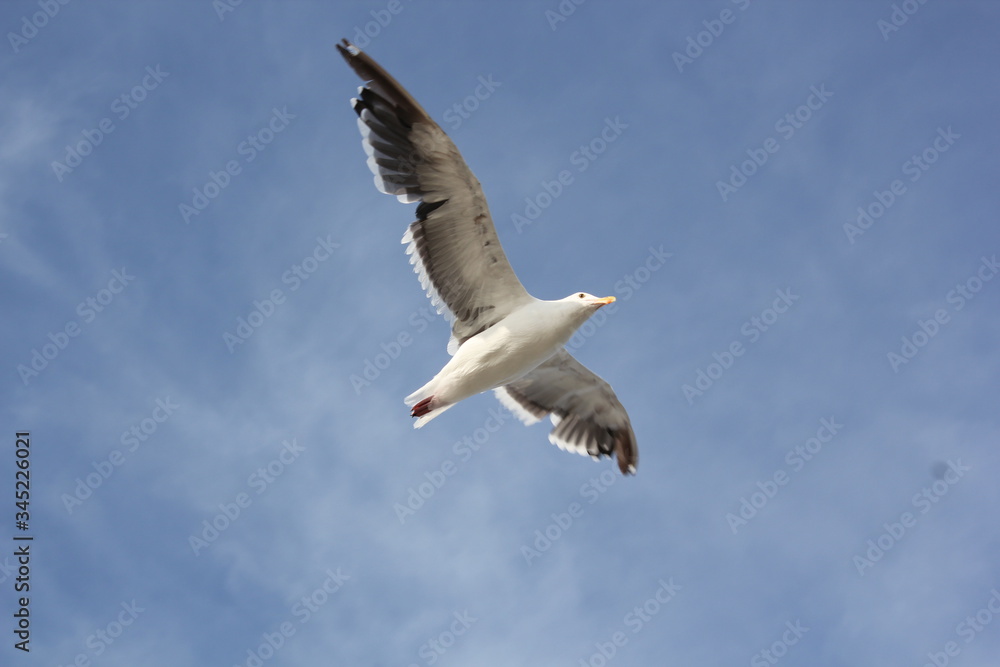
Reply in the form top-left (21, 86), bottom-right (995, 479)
top-left (578, 293), bottom-right (584, 298)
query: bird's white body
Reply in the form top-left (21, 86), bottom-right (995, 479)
top-left (406, 297), bottom-right (597, 426)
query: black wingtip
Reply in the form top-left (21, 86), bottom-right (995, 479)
top-left (335, 39), bottom-right (433, 126)
top-left (336, 38), bottom-right (355, 58)
top-left (615, 430), bottom-right (638, 475)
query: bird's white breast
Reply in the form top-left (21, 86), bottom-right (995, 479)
top-left (438, 301), bottom-right (580, 399)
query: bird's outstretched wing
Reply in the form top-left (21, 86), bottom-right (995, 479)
top-left (495, 349), bottom-right (638, 474)
top-left (337, 40), bottom-right (533, 349)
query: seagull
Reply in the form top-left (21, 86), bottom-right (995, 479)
top-left (337, 40), bottom-right (637, 475)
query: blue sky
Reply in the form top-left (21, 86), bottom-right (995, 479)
top-left (2, 1), bottom-right (999, 665)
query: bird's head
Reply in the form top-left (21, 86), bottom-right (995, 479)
top-left (566, 292), bottom-right (616, 306)
top-left (559, 292), bottom-right (616, 323)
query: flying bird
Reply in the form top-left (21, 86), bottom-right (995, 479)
top-left (337, 40), bottom-right (637, 474)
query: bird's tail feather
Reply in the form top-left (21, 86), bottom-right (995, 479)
top-left (412, 402), bottom-right (454, 428)
top-left (405, 382), bottom-right (454, 428)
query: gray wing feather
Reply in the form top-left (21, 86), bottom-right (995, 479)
top-left (495, 350), bottom-right (638, 475)
top-left (338, 40), bottom-right (533, 346)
